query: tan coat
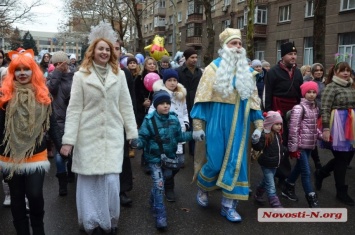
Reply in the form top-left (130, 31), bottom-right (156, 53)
top-left (62, 66), bottom-right (138, 175)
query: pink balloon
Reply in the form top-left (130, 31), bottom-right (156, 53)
top-left (144, 72), bottom-right (160, 91)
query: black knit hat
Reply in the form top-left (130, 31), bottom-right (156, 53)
top-left (281, 42), bottom-right (297, 57)
top-left (127, 56), bottom-right (138, 65)
top-left (183, 48), bottom-right (197, 60)
top-left (153, 90), bottom-right (171, 108)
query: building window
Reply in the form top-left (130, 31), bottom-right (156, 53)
top-left (149, 23), bottom-right (153, 31)
top-left (150, 6), bottom-right (154, 15)
top-left (222, 19), bottom-right (231, 30)
top-left (168, 34), bottom-right (173, 43)
top-left (156, 0), bottom-right (166, 8)
top-left (187, 23), bottom-right (202, 37)
top-left (224, 0), bottom-right (231, 6)
top-left (255, 51), bottom-right (265, 61)
top-left (154, 17), bottom-right (166, 27)
top-left (237, 16), bottom-right (244, 29)
top-left (304, 37), bottom-right (313, 65)
top-left (178, 12), bottom-right (182, 22)
top-left (210, 0), bottom-right (216, 11)
top-left (341, 0), bottom-right (355, 11)
top-left (169, 15), bottom-right (173, 24)
top-left (276, 39), bottom-right (289, 62)
top-left (244, 7), bottom-right (248, 26)
top-left (338, 32), bottom-right (355, 68)
top-left (255, 5), bottom-right (267, 24)
top-left (238, 0), bottom-right (245, 2)
top-left (305, 0), bottom-right (314, 18)
top-left (144, 25), bottom-right (148, 33)
top-left (188, 1), bottom-right (203, 15)
top-left (279, 5), bottom-right (291, 23)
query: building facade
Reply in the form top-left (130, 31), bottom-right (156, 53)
top-left (140, 0), bottom-right (355, 69)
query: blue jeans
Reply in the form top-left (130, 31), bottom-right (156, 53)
top-left (287, 149), bottom-right (314, 194)
top-left (55, 150), bottom-right (72, 174)
top-left (149, 163), bottom-right (172, 208)
top-left (258, 166), bottom-right (277, 197)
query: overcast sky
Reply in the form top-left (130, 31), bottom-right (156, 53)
top-left (13, 0), bottom-right (64, 33)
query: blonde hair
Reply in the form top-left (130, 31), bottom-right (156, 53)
top-left (300, 65), bottom-right (311, 76)
top-left (80, 38), bottom-right (119, 75)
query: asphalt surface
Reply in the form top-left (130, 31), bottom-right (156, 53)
top-left (0, 148), bottom-right (354, 235)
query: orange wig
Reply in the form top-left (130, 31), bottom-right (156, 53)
top-left (0, 54), bottom-right (51, 109)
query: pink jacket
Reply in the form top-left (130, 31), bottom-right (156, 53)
top-left (288, 98), bottom-right (322, 152)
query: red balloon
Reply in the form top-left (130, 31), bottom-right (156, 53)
top-left (143, 73), bottom-right (160, 91)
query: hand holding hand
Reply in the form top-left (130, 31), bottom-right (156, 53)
top-left (251, 129), bottom-right (262, 144)
top-left (193, 130), bottom-right (205, 141)
top-left (322, 129), bottom-right (330, 142)
top-left (289, 151), bottom-right (301, 159)
top-left (60, 144), bottom-right (73, 157)
top-left (130, 139), bottom-right (140, 149)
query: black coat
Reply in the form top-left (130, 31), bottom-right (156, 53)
top-left (47, 69), bottom-right (74, 135)
top-left (263, 62), bottom-right (303, 112)
top-left (252, 132), bottom-right (286, 168)
top-left (175, 63), bottom-right (203, 116)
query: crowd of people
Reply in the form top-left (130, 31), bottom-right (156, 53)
top-left (0, 24), bottom-right (354, 235)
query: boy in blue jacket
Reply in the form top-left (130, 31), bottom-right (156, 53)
top-left (131, 90), bottom-right (203, 230)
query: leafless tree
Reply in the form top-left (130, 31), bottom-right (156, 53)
top-left (0, 0), bottom-right (43, 32)
top-left (313, 0), bottom-right (327, 67)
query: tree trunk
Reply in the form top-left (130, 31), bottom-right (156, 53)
top-left (246, 0), bottom-right (255, 60)
top-left (203, 0), bottom-right (215, 66)
top-left (313, 0), bottom-right (327, 67)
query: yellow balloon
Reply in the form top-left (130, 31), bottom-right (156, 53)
top-left (144, 35), bottom-right (170, 61)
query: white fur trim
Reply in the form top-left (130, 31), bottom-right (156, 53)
top-left (0, 161), bottom-right (50, 174)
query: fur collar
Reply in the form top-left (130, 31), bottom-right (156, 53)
top-left (152, 79), bottom-right (187, 101)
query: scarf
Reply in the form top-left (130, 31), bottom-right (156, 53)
top-left (332, 76), bottom-right (353, 87)
top-left (92, 62), bottom-right (109, 85)
top-left (3, 82), bottom-right (51, 175)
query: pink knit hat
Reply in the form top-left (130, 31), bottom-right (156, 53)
top-left (263, 111), bottom-right (283, 133)
top-left (300, 81), bottom-right (318, 97)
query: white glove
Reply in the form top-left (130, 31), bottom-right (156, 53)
top-left (193, 130), bottom-right (205, 141)
top-left (251, 129), bottom-right (262, 144)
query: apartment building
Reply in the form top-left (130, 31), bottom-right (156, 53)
top-left (140, 0), bottom-right (355, 69)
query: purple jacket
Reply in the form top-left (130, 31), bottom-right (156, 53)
top-left (288, 98), bottom-right (322, 152)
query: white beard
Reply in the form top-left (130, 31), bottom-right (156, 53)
top-left (213, 45), bottom-right (255, 100)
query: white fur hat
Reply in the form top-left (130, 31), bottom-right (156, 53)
top-left (70, 54), bottom-right (76, 60)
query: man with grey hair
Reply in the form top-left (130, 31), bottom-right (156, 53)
top-left (191, 28), bottom-right (263, 222)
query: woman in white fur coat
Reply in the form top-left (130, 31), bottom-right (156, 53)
top-left (60, 37), bottom-right (137, 234)
top-left (148, 68), bottom-right (189, 202)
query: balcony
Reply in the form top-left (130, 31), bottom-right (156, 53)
top-left (154, 7), bottom-right (166, 17)
top-left (186, 36), bottom-right (202, 47)
top-left (154, 26), bottom-right (166, 35)
top-left (255, 0), bottom-right (268, 3)
top-left (242, 25), bottom-right (267, 38)
top-left (186, 13), bottom-right (203, 24)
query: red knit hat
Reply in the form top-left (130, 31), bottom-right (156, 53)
top-left (263, 111), bottom-right (282, 133)
top-left (300, 81), bottom-right (318, 97)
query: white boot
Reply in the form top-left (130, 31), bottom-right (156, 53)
top-left (2, 180), bottom-right (11, 206)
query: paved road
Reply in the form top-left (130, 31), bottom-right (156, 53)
top-left (1, 148), bottom-right (354, 235)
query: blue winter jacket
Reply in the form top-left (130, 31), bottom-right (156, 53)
top-left (136, 111), bottom-right (193, 163)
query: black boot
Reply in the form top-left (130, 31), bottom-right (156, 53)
top-left (336, 185), bottom-right (354, 206)
top-left (281, 180), bottom-right (298, 201)
top-left (67, 161), bottom-right (75, 183)
top-left (13, 217), bottom-right (30, 235)
top-left (56, 173), bottom-right (68, 196)
top-left (314, 169), bottom-right (330, 191)
top-left (164, 177), bottom-right (176, 202)
top-left (120, 192), bottom-right (132, 207)
top-left (305, 192), bottom-right (320, 208)
top-left (30, 213), bottom-right (45, 235)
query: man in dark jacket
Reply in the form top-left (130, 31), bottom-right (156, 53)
top-left (114, 40), bottom-right (136, 207)
top-left (47, 51), bottom-right (75, 196)
top-left (263, 41), bottom-right (303, 190)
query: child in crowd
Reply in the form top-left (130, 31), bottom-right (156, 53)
top-left (131, 90), bottom-right (201, 230)
top-left (252, 111), bottom-right (284, 208)
top-left (148, 68), bottom-right (189, 202)
top-left (282, 81), bottom-right (321, 208)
